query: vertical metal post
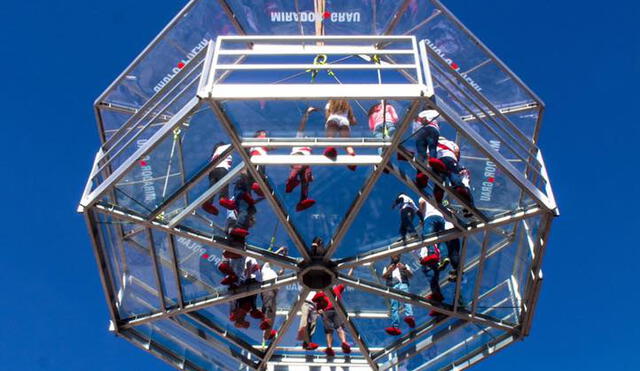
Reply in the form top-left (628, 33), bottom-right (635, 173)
top-left (146, 228), bottom-right (167, 312)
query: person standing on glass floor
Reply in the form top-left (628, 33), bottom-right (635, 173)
top-left (413, 109), bottom-right (441, 188)
top-left (286, 107), bottom-right (317, 212)
top-left (259, 246), bottom-right (287, 341)
top-left (392, 193), bottom-right (424, 241)
top-left (418, 197), bottom-right (447, 315)
top-left (383, 254), bottom-right (415, 336)
top-left (368, 101), bottom-right (399, 155)
top-left (323, 99), bottom-right (357, 171)
top-left (201, 141), bottom-right (234, 216)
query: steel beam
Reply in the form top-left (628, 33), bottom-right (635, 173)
top-left (335, 206), bottom-right (541, 270)
top-left (210, 100), bottom-right (312, 262)
top-left (337, 274), bottom-right (515, 332)
top-left (168, 162), bottom-right (244, 228)
top-left (95, 202), bottom-right (301, 272)
top-left (120, 274), bottom-right (298, 328)
top-left (257, 288), bottom-right (310, 370)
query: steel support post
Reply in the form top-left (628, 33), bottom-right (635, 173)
top-left (95, 202), bottom-right (300, 271)
top-left (210, 100), bottom-right (312, 261)
top-left (337, 274), bottom-right (515, 332)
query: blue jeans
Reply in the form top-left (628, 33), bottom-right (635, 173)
top-left (446, 238), bottom-right (460, 270)
top-left (440, 157), bottom-right (463, 188)
top-left (390, 282), bottom-right (413, 327)
top-left (423, 215), bottom-right (445, 237)
top-left (400, 208), bottom-right (417, 238)
top-left (373, 123), bottom-right (396, 155)
top-left (415, 126), bottom-right (439, 163)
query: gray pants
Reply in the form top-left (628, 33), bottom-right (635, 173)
top-left (297, 301), bottom-right (318, 343)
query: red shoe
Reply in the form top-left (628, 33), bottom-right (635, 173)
top-left (454, 186), bottom-right (471, 202)
top-left (235, 320), bottom-right (250, 329)
top-left (220, 274), bottom-right (238, 286)
top-left (251, 182), bottom-right (264, 197)
top-left (325, 347), bottom-right (335, 357)
top-left (264, 329), bottom-right (277, 341)
top-left (385, 327), bottom-right (402, 336)
top-left (229, 310), bottom-right (239, 322)
top-left (341, 342), bottom-right (351, 354)
top-left (416, 172), bottom-right (429, 188)
top-left (296, 198), bottom-right (316, 212)
top-left (404, 316), bottom-right (416, 328)
top-left (230, 228), bottom-right (250, 238)
top-left (323, 147), bottom-right (338, 159)
top-left (250, 309), bottom-right (264, 319)
top-left (285, 177), bottom-right (300, 193)
top-left (420, 254), bottom-right (439, 266)
top-left (223, 250), bottom-right (243, 259)
top-left (202, 203), bottom-right (219, 216)
top-left (217, 262), bottom-right (234, 275)
top-left (302, 342), bottom-right (319, 351)
top-left (259, 318), bottom-right (272, 330)
top-left (219, 198), bottom-right (237, 210)
top-left (428, 158), bottom-right (447, 173)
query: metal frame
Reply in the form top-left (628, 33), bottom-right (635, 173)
top-left (81, 29), bottom-right (557, 371)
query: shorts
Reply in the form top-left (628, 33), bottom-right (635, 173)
top-left (326, 114), bottom-right (350, 128)
top-left (322, 309), bottom-right (344, 333)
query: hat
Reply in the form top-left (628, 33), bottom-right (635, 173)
top-left (418, 109), bottom-right (440, 122)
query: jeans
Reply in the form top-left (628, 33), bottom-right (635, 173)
top-left (422, 263), bottom-right (442, 300)
top-left (373, 122), bottom-right (397, 155)
top-left (446, 238), bottom-right (460, 270)
top-left (390, 282), bottom-right (413, 327)
top-left (440, 157), bottom-right (463, 188)
top-left (399, 208), bottom-right (417, 238)
top-left (415, 126), bottom-right (439, 163)
top-left (261, 289), bottom-right (278, 324)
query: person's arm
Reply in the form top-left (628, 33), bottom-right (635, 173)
top-left (348, 105), bottom-right (356, 125)
top-left (382, 265), bottom-right (395, 279)
top-left (297, 106), bottom-right (317, 133)
top-left (391, 196), bottom-right (402, 210)
top-left (388, 105), bottom-right (399, 123)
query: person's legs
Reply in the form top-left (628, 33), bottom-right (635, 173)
top-left (338, 126), bottom-right (355, 156)
top-left (261, 289), bottom-right (277, 328)
top-left (446, 238), bottom-right (460, 270)
top-left (442, 157), bottom-right (462, 188)
top-left (424, 126), bottom-right (439, 159)
top-left (390, 296), bottom-right (400, 328)
top-left (300, 166), bottom-right (312, 201)
top-left (399, 208), bottom-right (414, 238)
top-left (286, 165), bottom-right (302, 193)
top-left (423, 263), bottom-right (443, 301)
top-left (415, 127), bottom-right (428, 163)
top-left (373, 124), bottom-right (384, 155)
top-left (325, 121), bottom-right (338, 138)
top-left (396, 282), bottom-right (413, 319)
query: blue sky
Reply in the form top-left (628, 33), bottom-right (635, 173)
top-left (0, 0), bottom-right (638, 370)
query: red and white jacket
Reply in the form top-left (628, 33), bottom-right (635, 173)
top-left (211, 144), bottom-right (232, 170)
top-left (312, 284), bottom-right (345, 311)
top-left (437, 139), bottom-right (459, 161)
top-left (250, 146), bottom-right (268, 157)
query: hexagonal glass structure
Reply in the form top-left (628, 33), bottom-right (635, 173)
top-left (79, 1), bottom-right (558, 370)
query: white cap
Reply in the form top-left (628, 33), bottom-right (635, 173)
top-left (418, 109), bottom-right (440, 122)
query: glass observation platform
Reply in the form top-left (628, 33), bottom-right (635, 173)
top-left (78, 1), bottom-right (559, 370)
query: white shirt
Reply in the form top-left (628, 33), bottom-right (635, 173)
top-left (382, 264), bottom-right (412, 284)
top-left (396, 194), bottom-right (418, 212)
top-left (420, 197), bottom-right (443, 220)
top-left (291, 131), bottom-right (311, 156)
top-left (211, 144), bottom-right (232, 170)
top-left (243, 257), bottom-right (262, 281)
top-left (261, 262), bottom-right (278, 281)
top-left (437, 139), bottom-right (459, 160)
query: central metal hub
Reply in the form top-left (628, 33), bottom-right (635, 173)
top-left (299, 263), bottom-right (336, 290)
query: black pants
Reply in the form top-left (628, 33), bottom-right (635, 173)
top-left (207, 167), bottom-right (229, 203)
top-left (261, 289), bottom-right (278, 324)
